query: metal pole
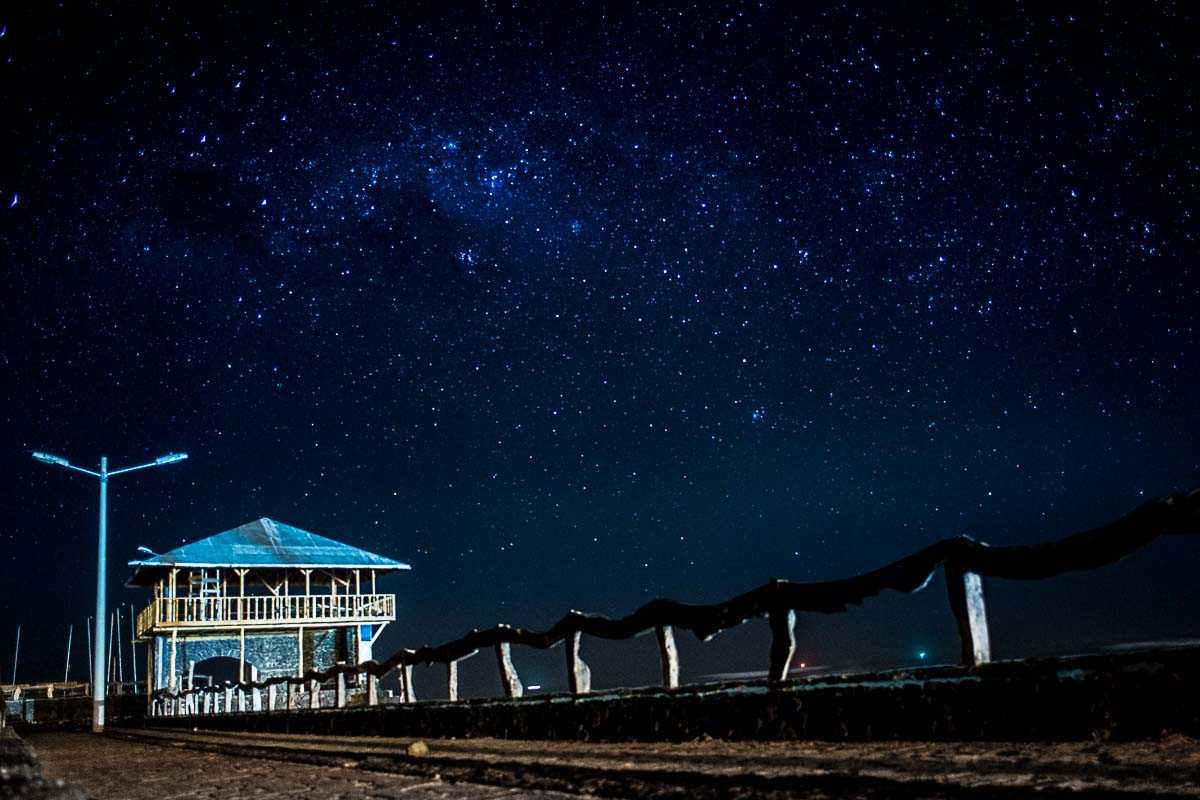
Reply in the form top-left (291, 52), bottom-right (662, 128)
top-left (64, 624), bottom-right (74, 683)
top-left (129, 605), bottom-right (138, 689)
top-left (9, 625), bottom-right (19, 690)
top-left (107, 612), bottom-right (115, 690)
top-left (115, 609), bottom-right (124, 683)
top-left (93, 456), bottom-right (108, 732)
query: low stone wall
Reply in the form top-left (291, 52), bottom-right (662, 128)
top-left (140, 646), bottom-right (1200, 742)
top-left (0, 728), bottom-right (88, 799)
top-left (7, 694), bottom-right (146, 731)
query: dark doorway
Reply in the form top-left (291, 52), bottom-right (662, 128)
top-left (191, 656), bottom-right (250, 685)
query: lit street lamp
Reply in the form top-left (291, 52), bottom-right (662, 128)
top-left (31, 450), bottom-right (187, 732)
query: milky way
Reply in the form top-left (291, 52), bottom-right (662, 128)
top-left (1, 3), bottom-right (1197, 692)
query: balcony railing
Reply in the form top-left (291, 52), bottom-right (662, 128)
top-left (135, 593), bottom-right (395, 638)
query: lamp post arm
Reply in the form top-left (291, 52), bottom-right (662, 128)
top-left (106, 461), bottom-right (163, 477)
top-left (60, 464), bottom-right (104, 479)
top-left (108, 454), bottom-right (187, 477)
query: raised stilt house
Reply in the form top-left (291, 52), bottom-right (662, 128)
top-left (129, 518), bottom-right (409, 696)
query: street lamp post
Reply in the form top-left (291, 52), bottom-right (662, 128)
top-left (31, 450), bottom-right (187, 732)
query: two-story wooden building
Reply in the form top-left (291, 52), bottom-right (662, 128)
top-left (129, 518), bottom-right (409, 694)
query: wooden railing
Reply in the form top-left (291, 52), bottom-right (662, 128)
top-left (149, 486), bottom-right (1200, 716)
top-left (135, 593), bottom-right (394, 637)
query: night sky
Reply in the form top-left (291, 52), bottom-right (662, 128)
top-left (2, 2), bottom-right (1198, 697)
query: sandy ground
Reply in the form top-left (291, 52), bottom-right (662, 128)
top-left (25, 728), bottom-right (1200, 799)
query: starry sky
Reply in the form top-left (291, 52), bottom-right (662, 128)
top-left (1, 2), bottom-right (1198, 696)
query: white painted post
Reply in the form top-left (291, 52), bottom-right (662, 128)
top-left (566, 631), bottom-right (591, 695)
top-left (186, 661), bottom-right (195, 715)
top-left (251, 666), bottom-right (262, 711)
top-left (336, 670), bottom-right (346, 708)
top-left (768, 608), bottom-right (797, 683)
top-left (446, 661), bottom-right (458, 702)
top-left (947, 566), bottom-right (992, 667)
top-left (494, 643), bottom-right (523, 698)
top-left (656, 625), bottom-right (680, 689)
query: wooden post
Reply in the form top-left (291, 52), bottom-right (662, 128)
top-left (655, 625), bottom-right (680, 689)
top-left (154, 636), bottom-right (163, 693)
top-left (566, 631), bottom-right (591, 695)
top-left (224, 685), bottom-right (233, 713)
top-left (767, 608), bottom-right (797, 683)
top-left (239, 627), bottom-right (246, 682)
top-left (335, 670), bottom-right (346, 708)
top-left (186, 660), bottom-right (195, 715)
top-left (309, 679), bottom-right (320, 709)
top-left (946, 564), bottom-right (991, 667)
top-left (398, 664), bottom-right (415, 702)
top-left (251, 666), bottom-right (262, 711)
top-left (367, 673), bottom-right (379, 706)
top-left (168, 629), bottom-right (178, 691)
top-left (494, 642), bottom-right (523, 698)
top-left (203, 690), bottom-right (212, 715)
top-left (446, 661), bottom-right (459, 702)
top-left (297, 628), bottom-right (304, 676)
top-left (145, 640), bottom-right (154, 715)
top-left (267, 682), bottom-right (276, 712)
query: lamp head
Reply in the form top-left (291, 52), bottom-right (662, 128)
top-left (31, 451), bottom-right (70, 467)
top-left (155, 452), bottom-right (188, 465)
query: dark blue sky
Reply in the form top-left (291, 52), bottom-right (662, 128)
top-left (1, 2), bottom-right (1197, 696)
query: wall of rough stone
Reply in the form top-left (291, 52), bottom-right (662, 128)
top-left (162, 627), bottom-right (356, 685)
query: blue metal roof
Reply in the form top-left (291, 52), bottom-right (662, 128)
top-left (127, 517), bottom-right (411, 573)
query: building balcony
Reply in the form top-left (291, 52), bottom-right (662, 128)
top-left (135, 593), bottom-right (395, 638)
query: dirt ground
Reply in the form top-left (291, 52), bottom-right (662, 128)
top-left (25, 728), bottom-right (1200, 799)
top-left (25, 732), bottom-right (580, 800)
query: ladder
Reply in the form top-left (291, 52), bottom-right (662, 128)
top-left (188, 570), bottom-right (222, 620)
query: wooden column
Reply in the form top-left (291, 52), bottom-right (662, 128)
top-left (367, 673), bottom-right (379, 706)
top-left (494, 642), bottom-right (523, 698)
top-left (309, 679), bottom-right (320, 709)
top-left (946, 564), bottom-right (991, 667)
top-left (335, 670), bottom-right (346, 708)
top-left (446, 661), bottom-right (459, 702)
top-left (297, 628), bottom-right (304, 676)
top-left (566, 631), bottom-right (591, 695)
top-left (203, 690), bottom-right (212, 715)
top-left (655, 625), bottom-right (680, 689)
top-left (239, 627), bottom-right (246, 682)
top-left (267, 683), bottom-right (276, 712)
top-left (223, 685), bottom-right (233, 713)
top-left (767, 608), bottom-right (797, 683)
